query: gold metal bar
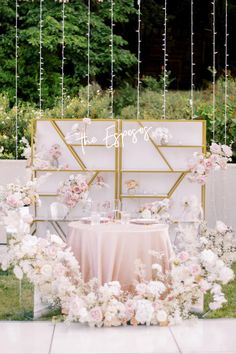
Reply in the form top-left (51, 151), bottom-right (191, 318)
top-left (50, 121), bottom-right (87, 170)
top-left (88, 171), bottom-right (99, 186)
top-left (121, 170), bottom-right (188, 173)
top-left (70, 144), bottom-right (107, 147)
top-left (34, 169), bottom-right (115, 173)
top-left (168, 172), bottom-right (187, 198)
top-left (120, 195), bottom-right (168, 199)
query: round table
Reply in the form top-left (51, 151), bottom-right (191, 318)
top-left (67, 222), bottom-right (173, 289)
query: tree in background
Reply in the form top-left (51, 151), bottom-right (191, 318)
top-left (0, 0), bottom-right (137, 108)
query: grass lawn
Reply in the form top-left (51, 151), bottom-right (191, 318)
top-left (0, 265), bottom-right (236, 321)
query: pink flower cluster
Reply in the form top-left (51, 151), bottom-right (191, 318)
top-left (49, 144), bottom-right (62, 160)
top-left (1, 181), bottom-right (40, 209)
top-left (188, 143), bottom-right (232, 185)
top-left (58, 174), bottom-right (88, 208)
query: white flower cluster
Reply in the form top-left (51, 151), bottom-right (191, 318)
top-left (199, 221), bottom-right (236, 266)
top-left (0, 211), bottom-right (234, 327)
top-left (151, 127), bottom-right (172, 145)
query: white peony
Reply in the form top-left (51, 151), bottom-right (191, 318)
top-left (40, 264), bottom-right (53, 278)
top-left (156, 310), bottom-right (168, 323)
top-left (135, 300), bottom-right (154, 324)
top-left (216, 221), bottom-right (228, 233)
top-left (218, 267), bottom-right (234, 284)
top-left (13, 265), bottom-right (23, 280)
top-left (141, 209), bottom-right (152, 219)
top-left (50, 234), bottom-right (64, 245)
top-left (200, 250), bottom-right (217, 266)
top-left (147, 281), bottom-right (166, 296)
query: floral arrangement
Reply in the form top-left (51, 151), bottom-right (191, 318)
top-left (93, 175), bottom-right (109, 189)
top-left (33, 143), bottom-right (69, 170)
top-left (0, 209), bottom-right (235, 326)
top-left (139, 199), bottom-right (170, 220)
top-left (57, 174), bottom-right (89, 209)
top-left (151, 127), bottom-right (172, 145)
top-left (199, 221), bottom-right (236, 267)
top-left (0, 180), bottom-right (40, 210)
top-left (188, 142), bottom-right (232, 185)
top-left (125, 179), bottom-right (139, 194)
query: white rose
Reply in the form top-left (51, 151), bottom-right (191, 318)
top-left (40, 264), bottom-right (53, 277)
top-left (135, 300), bottom-right (154, 324)
top-left (152, 263), bottom-right (162, 273)
top-left (13, 265), bottom-right (23, 280)
top-left (50, 234), bottom-right (64, 245)
top-left (216, 221), bottom-right (228, 233)
top-left (78, 307), bottom-right (89, 323)
top-left (147, 281), bottom-right (166, 296)
top-left (219, 267), bottom-right (234, 284)
top-left (141, 209), bottom-right (152, 219)
top-left (156, 310), bottom-right (168, 323)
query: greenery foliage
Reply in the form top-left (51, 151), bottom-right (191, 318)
top-left (0, 0), bottom-right (137, 107)
top-left (0, 77), bottom-right (235, 160)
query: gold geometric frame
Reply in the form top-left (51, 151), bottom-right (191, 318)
top-left (32, 118), bottom-right (206, 219)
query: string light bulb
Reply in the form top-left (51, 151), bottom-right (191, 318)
top-left (61, 0), bottom-right (65, 118)
top-left (224, 0), bottom-right (229, 145)
top-left (137, 0), bottom-right (141, 119)
top-left (39, 0), bottom-right (44, 119)
top-left (110, 0), bottom-right (115, 119)
top-left (212, 0), bottom-right (217, 141)
top-left (190, 0), bottom-right (195, 119)
top-left (87, 0), bottom-right (91, 119)
top-left (162, 0), bottom-right (168, 119)
top-left (15, 0), bottom-right (19, 159)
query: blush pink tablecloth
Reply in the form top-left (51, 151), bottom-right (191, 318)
top-left (67, 222), bottom-right (173, 288)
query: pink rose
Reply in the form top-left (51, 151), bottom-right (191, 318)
top-left (89, 307), bottom-right (103, 323)
top-left (23, 197), bottom-right (31, 206)
top-left (222, 144), bottom-right (232, 158)
top-left (178, 251), bottom-right (189, 263)
top-left (189, 263), bottom-right (201, 276)
top-left (210, 142), bottom-right (221, 155)
top-left (72, 186), bottom-right (82, 194)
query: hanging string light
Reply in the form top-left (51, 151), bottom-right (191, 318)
top-left (190, 0), bottom-right (195, 120)
top-left (61, 0), bottom-right (66, 118)
top-left (212, 0), bottom-right (217, 141)
top-left (224, 0), bottom-right (229, 145)
top-left (15, 0), bottom-right (19, 159)
top-left (86, 0), bottom-right (91, 118)
top-left (39, 0), bottom-right (44, 118)
top-left (162, 0), bottom-right (168, 119)
top-left (136, 0), bottom-right (141, 119)
top-left (110, 0), bottom-right (115, 119)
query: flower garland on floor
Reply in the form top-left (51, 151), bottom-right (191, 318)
top-left (188, 142), bottom-right (232, 185)
top-left (0, 209), bottom-right (234, 327)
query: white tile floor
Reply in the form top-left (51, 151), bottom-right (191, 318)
top-left (0, 319), bottom-right (236, 354)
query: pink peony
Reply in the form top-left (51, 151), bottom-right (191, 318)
top-left (188, 264), bottom-right (201, 276)
top-left (221, 144), bottom-right (232, 158)
top-left (210, 142), bottom-right (221, 155)
top-left (89, 307), bottom-right (103, 323)
top-left (178, 251), bottom-right (189, 263)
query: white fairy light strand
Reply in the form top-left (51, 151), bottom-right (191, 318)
top-left (39, 0), bottom-right (43, 118)
top-left (137, 0), bottom-right (141, 119)
top-left (15, 0), bottom-right (19, 159)
top-left (190, 0), bottom-right (195, 119)
top-left (212, 0), bottom-right (217, 141)
top-left (162, 0), bottom-right (168, 119)
top-left (110, 0), bottom-right (115, 119)
top-left (61, 0), bottom-right (65, 118)
top-left (87, 0), bottom-right (91, 118)
top-left (224, 0), bottom-right (229, 144)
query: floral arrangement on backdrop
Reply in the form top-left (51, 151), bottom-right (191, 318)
top-left (0, 209), bottom-right (234, 327)
top-left (188, 142), bottom-right (232, 185)
top-left (57, 174), bottom-right (89, 209)
top-left (139, 199), bottom-right (170, 221)
top-left (151, 127), bottom-right (172, 145)
top-left (0, 180), bottom-right (40, 211)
